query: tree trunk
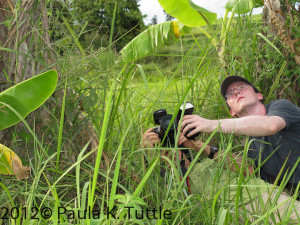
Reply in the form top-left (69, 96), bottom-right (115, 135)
top-left (263, 0), bottom-right (299, 104)
top-left (0, 0), bottom-right (13, 91)
top-left (264, 0), bottom-right (299, 65)
top-left (0, 0), bottom-right (54, 89)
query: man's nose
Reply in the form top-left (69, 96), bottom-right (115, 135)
top-left (233, 88), bottom-right (241, 96)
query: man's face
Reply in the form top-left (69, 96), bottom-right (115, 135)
top-left (225, 81), bottom-right (263, 117)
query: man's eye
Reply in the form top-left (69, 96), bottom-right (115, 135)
top-left (227, 92), bottom-right (233, 98)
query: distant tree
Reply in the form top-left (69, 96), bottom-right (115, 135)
top-left (72, 0), bottom-right (145, 50)
top-left (163, 9), bottom-right (174, 21)
top-left (151, 15), bottom-right (157, 25)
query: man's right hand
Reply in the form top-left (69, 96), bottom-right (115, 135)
top-left (142, 127), bottom-right (160, 148)
top-left (178, 133), bottom-right (203, 151)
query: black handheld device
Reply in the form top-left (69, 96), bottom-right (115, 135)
top-left (152, 102), bottom-right (200, 147)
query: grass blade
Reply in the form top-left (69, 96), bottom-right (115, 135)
top-left (88, 80), bottom-right (115, 210)
top-left (132, 157), bottom-right (160, 199)
top-left (109, 2), bottom-right (117, 47)
top-left (56, 82), bottom-right (67, 170)
top-left (265, 61), bottom-right (286, 102)
top-left (256, 33), bottom-right (283, 56)
top-left (136, 64), bottom-right (149, 91)
top-left (62, 16), bottom-right (85, 56)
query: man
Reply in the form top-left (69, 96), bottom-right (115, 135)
top-left (142, 75), bottom-right (300, 222)
top-left (179, 76), bottom-right (300, 188)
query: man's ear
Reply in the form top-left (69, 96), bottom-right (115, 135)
top-left (230, 109), bottom-right (236, 117)
top-left (257, 93), bottom-right (263, 101)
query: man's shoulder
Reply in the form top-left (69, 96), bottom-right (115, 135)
top-left (267, 99), bottom-right (294, 107)
top-left (266, 99), bottom-right (300, 130)
top-left (266, 99), bottom-right (299, 112)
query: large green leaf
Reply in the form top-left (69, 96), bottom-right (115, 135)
top-left (0, 70), bottom-right (58, 131)
top-left (225, 0), bottom-right (260, 14)
top-left (121, 21), bottom-right (191, 62)
top-left (158, 0), bottom-right (217, 27)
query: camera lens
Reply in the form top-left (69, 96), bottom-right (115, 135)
top-left (153, 109), bottom-right (167, 125)
top-left (160, 115), bottom-right (176, 132)
top-left (159, 115), bottom-right (178, 146)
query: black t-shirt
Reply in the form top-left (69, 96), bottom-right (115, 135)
top-left (248, 99), bottom-right (300, 186)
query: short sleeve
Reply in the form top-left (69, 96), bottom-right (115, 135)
top-left (266, 99), bottom-right (300, 130)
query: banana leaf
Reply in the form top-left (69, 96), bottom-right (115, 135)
top-left (225, 0), bottom-right (263, 14)
top-left (158, 0), bottom-right (217, 27)
top-left (0, 70), bottom-right (58, 131)
top-left (121, 21), bottom-right (192, 62)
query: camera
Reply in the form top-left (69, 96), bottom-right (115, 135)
top-left (152, 102), bottom-right (200, 147)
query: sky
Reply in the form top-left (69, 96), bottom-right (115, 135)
top-left (139, 0), bottom-right (263, 25)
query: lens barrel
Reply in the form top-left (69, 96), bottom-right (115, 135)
top-left (159, 114), bottom-right (177, 146)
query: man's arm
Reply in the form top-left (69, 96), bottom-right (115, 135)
top-left (181, 115), bottom-right (286, 137)
top-left (178, 134), bottom-right (254, 176)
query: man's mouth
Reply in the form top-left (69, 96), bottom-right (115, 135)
top-left (237, 96), bottom-right (244, 103)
